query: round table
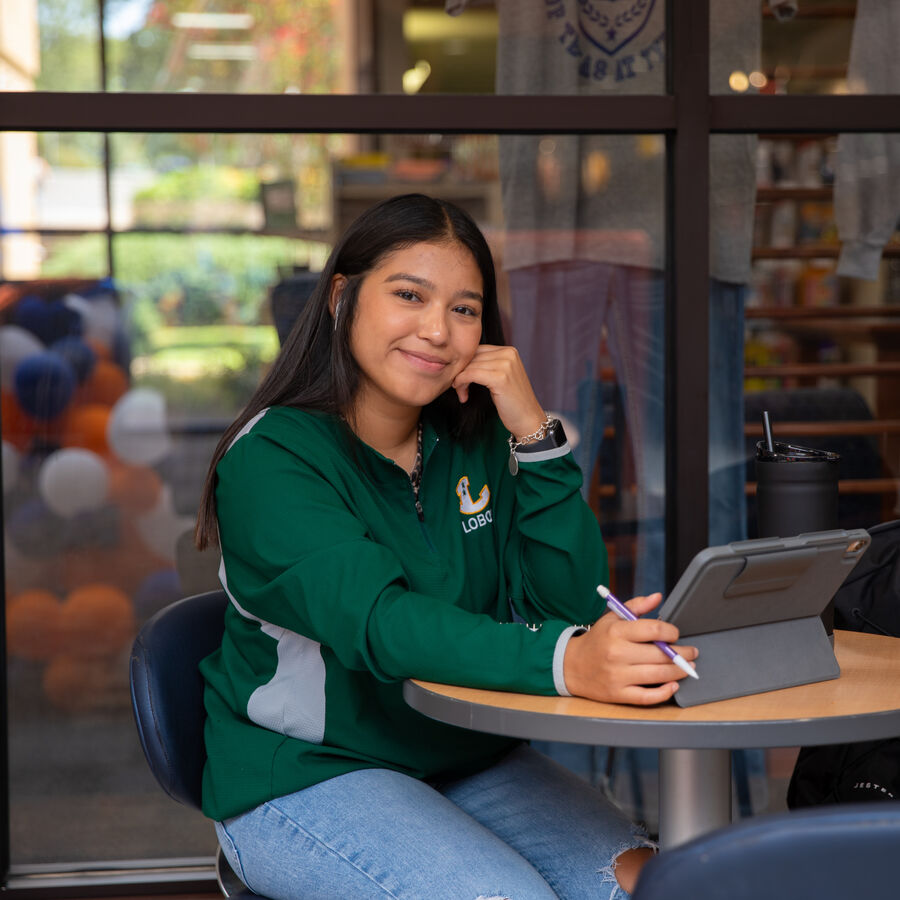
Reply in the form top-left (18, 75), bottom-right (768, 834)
top-left (404, 630), bottom-right (900, 847)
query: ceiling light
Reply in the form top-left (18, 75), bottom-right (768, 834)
top-left (188, 44), bottom-right (258, 61)
top-left (173, 13), bottom-right (254, 30)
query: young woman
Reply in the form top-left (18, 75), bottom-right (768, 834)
top-left (195, 194), bottom-right (697, 899)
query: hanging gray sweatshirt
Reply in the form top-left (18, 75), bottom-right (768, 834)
top-left (446, 1), bottom-right (795, 283)
top-left (835, 0), bottom-right (900, 281)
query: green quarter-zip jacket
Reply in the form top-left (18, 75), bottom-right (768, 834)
top-left (200, 406), bottom-right (609, 820)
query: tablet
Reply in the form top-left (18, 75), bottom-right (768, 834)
top-left (658, 529), bottom-right (870, 636)
top-left (656, 529), bottom-right (871, 706)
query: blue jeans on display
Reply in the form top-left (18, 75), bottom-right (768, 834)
top-left (215, 745), bottom-right (651, 900)
top-left (509, 264), bottom-right (748, 597)
top-left (511, 265), bottom-right (758, 821)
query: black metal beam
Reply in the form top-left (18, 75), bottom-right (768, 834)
top-left (7, 92), bottom-right (898, 137)
top-left (710, 94), bottom-right (900, 133)
top-left (666, 0), bottom-right (710, 587)
top-left (0, 91), bottom-right (676, 134)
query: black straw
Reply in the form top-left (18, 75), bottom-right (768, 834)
top-left (762, 410), bottom-right (775, 453)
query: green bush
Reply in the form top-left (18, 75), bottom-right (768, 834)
top-left (133, 165), bottom-right (260, 203)
top-left (39, 232), bottom-right (321, 417)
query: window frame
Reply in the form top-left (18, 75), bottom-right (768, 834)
top-left (3, 0), bottom-right (900, 891)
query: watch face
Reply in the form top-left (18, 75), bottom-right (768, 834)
top-left (550, 418), bottom-right (566, 446)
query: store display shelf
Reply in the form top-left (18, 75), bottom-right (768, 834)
top-left (745, 361), bottom-right (900, 378)
top-left (745, 419), bottom-right (900, 438)
top-left (747, 478), bottom-right (900, 497)
top-left (747, 305), bottom-right (900, 320)
top-left (752, 245), bottom-right (900, 260)
top-left (755, 187), bottom-right (833, 202)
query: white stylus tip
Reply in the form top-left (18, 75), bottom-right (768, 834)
top-left (596, 584), bottom-right (610, 599)
top-left (674, 654), bottom-right (699, 680)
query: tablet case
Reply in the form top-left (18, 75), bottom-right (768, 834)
top-left (658, 529), bottom-right (871, 707)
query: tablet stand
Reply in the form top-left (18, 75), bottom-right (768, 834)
top-left (673, 616), bottom-right (839, 707)
top-left (659, 529), bottom-right (870, 708)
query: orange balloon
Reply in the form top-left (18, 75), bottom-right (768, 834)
top-left (61, 403), bottom-right (111, 455)
top-left (6, 589), bottom-right (63, 661)
top-left (61, 533), bottom-right (169, 596)
top-left (57, 583), bottom-right (135, 659)
top-left (85, 337), bottom-right (112, 361)
top-left (75, 359), bottom-right (128, 406)
top-left (1, 388), bottom-right (40, 450)
top-left (108, 462), bottom-right (163, 515)
top-left (43, 653), bottom-right (125, 714)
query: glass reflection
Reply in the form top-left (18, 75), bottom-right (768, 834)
top-left (105, 0), bottom-right (344, 93)
top-left (2, 127), bottom-right (671, 862)
top-left (744, 131), bottom-right (900, 541)
top-left (0, 132), bottom-right (105, 232)
top-left (715, 1), bottom-right (900, 96)
top-left (3, 1), bottom-right (695, 96)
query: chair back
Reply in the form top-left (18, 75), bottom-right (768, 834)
top-left (130, 589), bottom-right (228, 809)
top-left (633, 802), bottom-right (900, 900)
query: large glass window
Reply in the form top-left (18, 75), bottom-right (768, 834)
top-left (2, 126), bottom-right (665, 867)
top-left (4, 1), bottom-right (677, 96)
top-left (5, 0), bottom-right (899, 889)
top-left (712, 1), bottom-right (898, 97)
top-left (732, 131), bottom-right (900, 536)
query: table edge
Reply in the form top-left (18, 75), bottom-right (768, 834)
top-left (402, 680), bottom-right (900, 749)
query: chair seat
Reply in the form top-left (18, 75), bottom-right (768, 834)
top-left (632, 801), bottom-right (900, 900)
top-left (130, 590), bottom-right (264, 898)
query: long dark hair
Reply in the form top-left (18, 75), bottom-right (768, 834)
top-left (195, 193), bottom-right (505, 549)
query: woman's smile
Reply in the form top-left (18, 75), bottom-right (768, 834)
top-left (397, 348), bottom-right (451, 373)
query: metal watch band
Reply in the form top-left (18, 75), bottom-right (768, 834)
top-left (514, 417), bottom-right (566, 453)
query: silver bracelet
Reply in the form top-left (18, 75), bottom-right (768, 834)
top-left (507, 413), bottom-right (555, 474)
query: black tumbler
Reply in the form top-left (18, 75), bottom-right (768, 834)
top-left (755, 440), bottom-right (840, 636)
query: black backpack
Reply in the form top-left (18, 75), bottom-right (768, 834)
top-left (786, 519), bottom-right (900, 808)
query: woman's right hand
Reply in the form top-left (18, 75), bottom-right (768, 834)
top-left (562, 593), bottom-right (699, 705)
top-left (451, 344), bottom-right (548, 444)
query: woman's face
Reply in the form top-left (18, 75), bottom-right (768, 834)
top-left (339, 240), bottom-right (485, 418)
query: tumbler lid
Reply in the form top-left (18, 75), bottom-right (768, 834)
top-left (756, 440), bottom-right (840, 462)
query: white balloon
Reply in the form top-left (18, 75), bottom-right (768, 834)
top-left (0, 325), bottom-right (45, 389)
top-left (63, 293), bottom-right (120, 350)
top-left (38, 448), bottom-right (110, 517)
top-left (107, 387), bottom-right (172, 465)
top-left (2, 441), bottom-right (20, 494)
top-left (135, 485), bottom-right (194, 563)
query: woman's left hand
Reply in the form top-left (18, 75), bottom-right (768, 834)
top-left (452, 345), bottom-right (547, 440)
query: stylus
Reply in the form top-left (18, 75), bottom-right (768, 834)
top-left (596, 585), bottom-right (699, 680)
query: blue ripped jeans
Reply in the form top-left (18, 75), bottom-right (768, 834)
top-left (215, 744), bottom-right (652, 900)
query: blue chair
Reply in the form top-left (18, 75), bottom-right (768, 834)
top-left (632, 802), bottom-right (900, 900)
top-left (130, 589), bottom-right (260, 898)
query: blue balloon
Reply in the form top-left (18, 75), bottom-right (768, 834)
top-left (65, 504), bottom-right (121, 551)
top-left (133, 569), bottom-right (182, 621)
top-left (50, 336), bottom-right (97, 383)
top-left (13, 295), bottom-right (83, 345)
top-left (82, 278), bottom-right (116, 298)
top-left (13, 352), bottom-right (76, 420)
top-left (7, 497), bottom-right (68, 556)
top-left (110, 326), bottom-right (132, 372)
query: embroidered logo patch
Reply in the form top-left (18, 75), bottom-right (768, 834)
top-left (457, 475), bottom-right (493, 535)
top-left (456, 475), bottom-right (490, 515)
